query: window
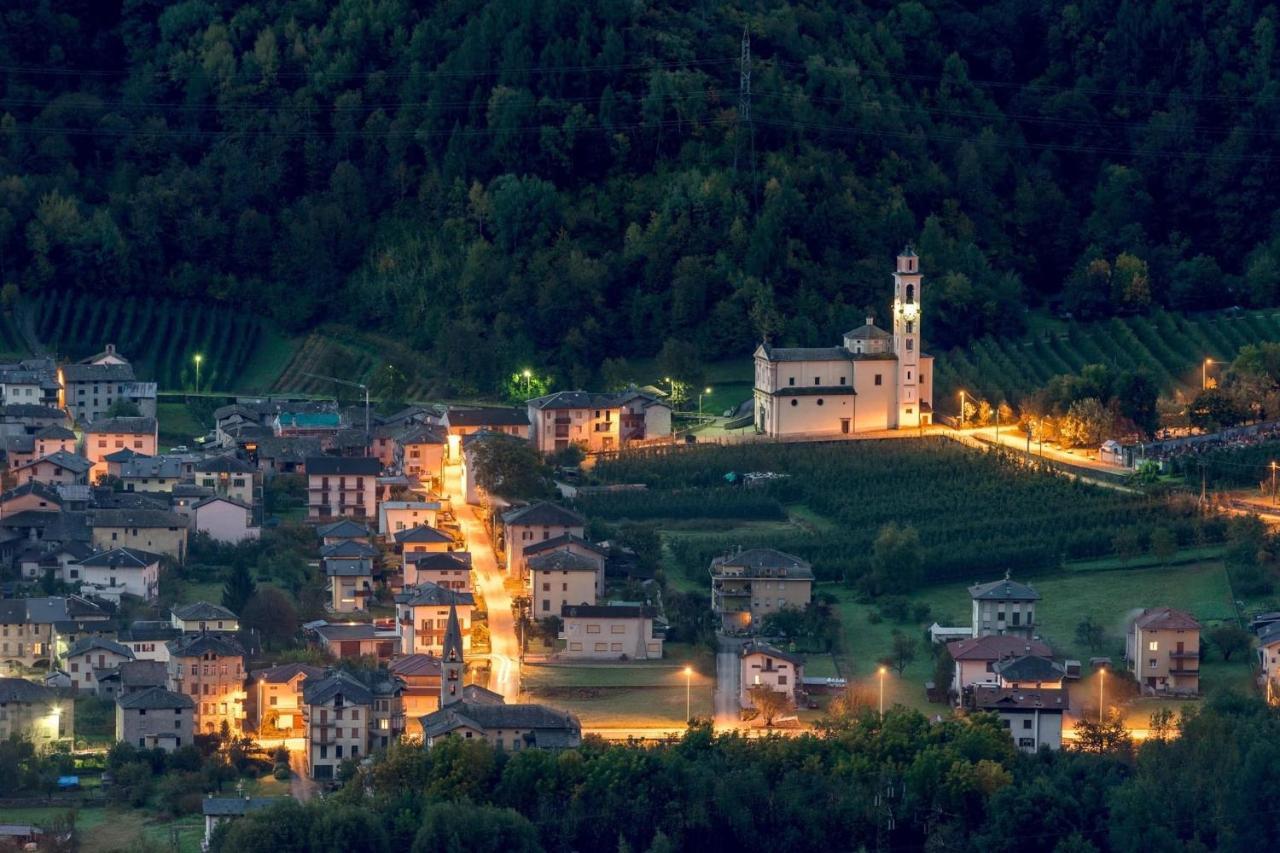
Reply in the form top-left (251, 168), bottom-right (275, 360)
top-left (839, 377), bottom-right (847, 385)
top-left (816, 398), bottom-right (824, 406)
top-left (1148, 641), bottom-right (1158, 652)
top-left (789, 399), bottom-right (798, 407)
top-left (778, 675), bottom-right (787, 685)
top-left (586, 625), bottom-right (601, 634)
top-left (610, 643), bottom-right (623, 651)
top-left (905, 284), bottom-right (914, 303)
top-left (541, 599), bottom-right (550, 612)
top-left (610, 625), bottom-right (626, 634)
top-left (814, 377), bottom-right (820, 385)
top-left (906, 339), bottom-right (913, 351)
top-left (906, 320), bottom-right (913, 333)
top-left (874, 374), bottom-right (882, 386)
top-left (1022, 719), bottom-right (1032, 730)
top-left (788, 377), bottom-right (795, 386)
top-left (594, 643), bottom-right (608, 651)
top-left (1148, 658), bottom-right (1157, 669)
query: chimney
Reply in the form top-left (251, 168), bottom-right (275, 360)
top-left (865, 315), bottom-right (874, 327)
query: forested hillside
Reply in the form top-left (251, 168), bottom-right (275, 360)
top-left (5, 1), bottom-right (1280, 393)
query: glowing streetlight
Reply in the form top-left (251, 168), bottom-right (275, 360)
top-left (958, 390), bottom-right (967, 429)
top-left (1099, 666), bottom-right (1106, 723)
top-left (1202, 358), bottom-right (1214, 391)
top-left (1272, 461), bottom-right (1278, 506)
top-left (683, 666), bottom-right (693, 722)
top-left (878, 665), bottom-right (887, 717)
top-left (698, 387), bottom-right (712, 420)
top-left (193, 353), bottom-right (203, 393)
top-left (522, 369), bottom-right (532, 396)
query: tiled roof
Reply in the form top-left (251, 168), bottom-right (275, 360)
top-left (317, 519), bottom-right (371, 539)
top-left (91, 508), bottom-right (188, 529)
top-left (972, 685), bottom-right (1070, 712)
top-left (0, 677), bottom-right (54, 703)
top-left (117, 686), bottom-right (194, 710)
top-left (302, 670), bottom-right (374, 706)
top-left (193, 455), bottom-right (255, 474)
top-left (527, 550), bottom-right (600, 573)
top-left (304, 456), bottom-right (381, 475)
top-left (992, 655), bottom-right (1065, 683)
top-left (420, 701), bottom-right (580, 739)
top-left (62, 363), bottom-right (136, 382)
top-left (393, 525), bottom-right (455, 544)
top-left (66, 636), bottom-right (134, 659)
top-left (75, 547), bottom-right (162, 568)
top-left (946, 635), bottom-right (1052, 662)
top-left (756, 345), bottom-right (853, 363)
top-left (444, 407), bottom-right (529, 427)
top-left (83, 416), bottom-right (155, 435)
top-left (252, 662), bottom-right (327, 684)
top-left (501, 502), bottom-right (585, 528)
top-left (172, 601), bottom-right (237, 622)
top-left (740, 639), bottom-right (804, 666)
top-left (710, 548), bottom-right (814, 579)
top-left (396, 583), bottom-right (474, 607)
top-left (1133, 607), bottom-right (1200, 632)
top-left (523, 534), bottom-right (604, 557)
top-left (167, 633), bottom-right (244, 659)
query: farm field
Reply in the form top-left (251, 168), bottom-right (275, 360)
top-left (933, 307), bottom-right (1280, 407)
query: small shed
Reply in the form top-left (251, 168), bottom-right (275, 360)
top-left (1099, 439), bottom-right (1125, 465)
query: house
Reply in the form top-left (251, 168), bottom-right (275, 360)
top-left (0, 359), bottom-right (59, 408)
top-left (193, 496), bottom-right (260, 544)
top-left (0, 403), bottom-right (68, 434)
top-left (82, 416), bottom-right (158, 482)
top-left (1126, 607), bottom-right (1201, 695)
top-left (65, 636), bottom-right (134, 693)
top-left (389, 654), bottom-right (443, 736)
top-left (171, 602), bottom-right (239, 633)
top-left (14, 451), bottom-right (92, 487)
top-left (91, 507), bottom-right (188, 562)
top-left (251, 436), bottom-right (323, 475)
top-left (560, 604), bottom-right (664, 660)
top-left (96, 659), bottom-right (169, 700)
top-left (274, 410), bottom-right (343, 437)
top-left (1099, 439), bottom-right (1125, 465)
top-left (396, 425), bottom-right (446, 485)
top-left (326, 551), bottom-right (374, 613)
top-left (971, 686), bottom-right (1069, 752)
top-left (530, 550), bottom-right (601, 617)
top-left (305, 456), bottom-right (380, 520)
top-left (33, 424), bottom-right (76, 459)
top-left (396, 583), bottom-right (475, 656)
top-left (526, 390), bottom-right (672, 454)
top-left (16, 541), bottom-right (92, 584)
top-left (250, 662), bottom-right (326, 737)
top-left (117, 455), bottom-right (186, 493)
top-left (70, 547), bottom-right (162, 601)
top-left (709, 548), bottom-right (814, 633)
top-left (946, 635), bottom-right (1053, 699)
top-left (202, 797), bottom-right (286, 850)
top-left (992, 655), bottom-right (1067, 690)
top-left (1257, 621), bottom-right (1280, 704)
top-left (753, 250), bottom-right (933, 436)
top-left (309, 622), bottom-right (398, 662)
top-left (0, 678), bottom-right (73, 747)
top-left (442, 407), bottom-right (530, 461)
top-left (166, 632), bottom-right (246, 734)
top-left (378, 501), bottom-right (441, 537)
top-left (118, 621), bottom-right (182, 662)
top-left (60, 358), bottom-right (155, 425)
top-left (404, 552), bottom-right (472, 592)
top-left (193, 456), bottom-right (257, 506)
top-left (394, 524), bottom-right (458, 558)
top-left (0, 595), bottom-right (109, 673)
top-left (317, 518), bottom-right (371, 547)
top-left (419, 701), bottom-right (581, 750)
top-left (500, 502), bottom-right (586, 575)
top-left (0, 480), bottom-right (63, 516)
top-left (115, 687), bottom-right (194, 751)
top-left (739, 641), bottom-right (804, 710)
top-left (2, 433), bottom-right (36, 470)
top-left (969, 575), bottom-right (1040, 638)
top-left (301, 669), bottom-right (375, 780)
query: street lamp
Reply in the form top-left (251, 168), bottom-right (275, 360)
top-left (698, 387), bottom-right (712, 419)
top-left (193, 353), bottom-right (203, 393)
top-left (683, 666), bottom-right (693, 722)
top-left (878, 665), bottom-right (887, 717)
top-left (1099, 666), bottom-right (1106, 723)
top-left (1202, 358), bottom-right (1214, 390)
top-left (522, 369), bottom-right (532, 396)
top-left (1271, 461), bottom-right (1277, 505)
top-left (958, 390), bottom-right (967, 429)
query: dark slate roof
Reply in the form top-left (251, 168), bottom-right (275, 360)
top-left (389, 654), bottom-right (443, 677)
top-left (462, 684), bottom-right (506, 705)
top-left (312, 623), bottom-right (381, 641)
top-left (757, 344), bottom-right (853, 363)
top-left (65, 636), bottom-right (134, 660)
top-left (83, 416), bottom-right (155, 435)
top-left (91, 508), bottom-right (188, 529)
top-left (1133, 607), bottom-right (1200, 631)
top-left (527, 390), bottom-right (630, 410)
top-left (324, 559), bottom-right (372, 577)
top-left (302, 670), bottom-right (374, 706)
top-left (740, 639), bottom-right (804, 666)
top-left (192, 495), bottom-right (251, 512)
top-left (394, 525), bottom-right (455, 545)
top-left (0, 481), bottom-right (63, 506)
top-left (34, 425), bottom-right (76, 440)
top-left (397, 424), bottom-right (446, 444)
top-left (103, 448), bottom-right (147, 463)
top-left (115, 660), bottom-right (168, 688)
top-left (501, 502), bottom-right (586, 528)
top-left (946, 635), bottom-right (1053, 662)
top-left (969, 577), bottom-right (1041, 602)
top-left (28, 451), bottom-right (91, 473)
top-left (527, 550), bottom-right (600, 573)
top-left (193, 455), bottom-right (256, 474)
top-left (1, 434), bottom-right (33, 454)
top-left (972, 686), bottom-right (1070, 712)
top-left (420, 701), bottom-right (580, 739)
top-left (201, 797), bottom-right (286, 817)
top-left (252, 662), bottom-right (326, 684)
top-left (396, 583), bottom-right (475, 607)
top-left (167, 633), bottom-right (244, 658)
top-left (172, 601), bottom-right (238, 622)
top-left (710, 548), bottom-right (814, 579)
top-left (75, 547), bottom-right (162, 569)
top-left (118, 620), bottom-right (182, 644)
top-left (320, 540), bottom-right (377, 559)
top-left (62, 363), bottom-right (136, 383)
top-left (445, 407), bottom-right (529, 427)
top-left (993, 655), bottom-right (1066, 683)
top-left (317, 519), bottom-right (370, 539)
top-left (1257, 620), bottom-right (1280, 646)
top-left (561, 604), bottom-right (657, 620)
top-left (405, 552), bottom-right (472, 570)
top-left (253, 436), bottom-right (324, 461)
top-left (0, 596), bottom-right (106, 625)
top-left (523, 534), bottom-right (604, 557)
top-left (304, 456), bottom-right (381, 475)
top-left (117, 686), bottom-right (194, 710)
top-left (0, 404), bottom-right (65, 420)
top-left (0, 677), bottom-right (54, 703)
top-left (843, 323), bottom-right (892, 340)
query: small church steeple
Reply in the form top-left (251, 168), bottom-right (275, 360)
top-left (441, 602), bottom-right (463, 707)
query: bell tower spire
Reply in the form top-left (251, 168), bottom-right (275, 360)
top-left (441, 602), bottom-right (463, 707)
top-left (892, 247), bottom-right (922, 429)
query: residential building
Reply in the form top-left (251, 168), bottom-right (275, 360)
top-left (305, 456), bottom-right (380, 520)
top-left (0, 595), bottom-right (109, 672)
top-left (251, 436), bottom-right (323, 475)
top-left (754, 250), bottom-right (932, 436)
top-left (969, 575), bottom-right (1040, 638)
top-left (274, 410), bottom-right (343, 437)
top-left (396, 583), bottom-right (474, 656)
top-left (96, 659), bottom-right (168, 700)
top-left (1126, 607), bottom-right (1201, 695)
top-left (389, 654), bottom-right (442, 736)
top-left (500, 502), bottom-right (586, 575)
top-left (193, 456), bottom-right (257, 506)
top-left (0, 480), bottom-right (63, 516)
top-left (1257, 621), bottom-right (1280, 704)
top-left (972, 686), bottom-right (1069, 752)
top-left (992, 655), bottom-right (1067, 690)
top-left (709, 548), bottom-right (814, 633)
top-left (560, 604), bottom-right (663, 660)
top-left (526, 390), bottom-right (673, 454)
top-left (60, 357), bottom-right (154, 425)
top-left (418, 702), bottom-right (581, 750)
top-left (193, 496), bottom-right (260, 544)
top-left (317, 518), bottom-right (371, 547)
top-left (90, 507), bottom-right (188, 562)
top-left (82, 416), bottom-right (158, 482)
top-left (946, 635), bottom-right (1053, 699)
top-left (167, 633), bottom-right (246, 734)
top-left (309, 622), bottom-right (398, 662)
top-left (117, 621), bottom-right (182, 662)
top-left (202, 797), bottom-right (286, 849)
top-left (739, 641), bottom-right (804, 710)
top-left (397, 425), bottom-right (446, 485)
top-left (115, 687), bottom-right (194, 751)
top-left (530, 550), bottom-right (601, 617)
top-left (394, 524), bottom-right (457, 558)
top-left (33, 424), bottom-right (76, 459)
top-left (442, 407), bottom-right (530, 461)
top-left (326, 551), bottom-right (374, 613)
top-left (0, 678), bottom-right (73, 747)
top-left (404, 552), bottom-right (472, 592)
top-left (0, 359), bottom-right (59, 408)
top-left (118, 455), bottom-right (186, 493)
top-left (171, 602), bottom-right (239, 633)
top-left (70, 547), bottom-right (161, 601)
top-left (65, 636), bottom-right (134, 693)
top-left (250, 663), bottom-right (326, 737)
top-left (14, 451), bottom-right (92, 486)
top-left (379, 501), bottom-right (441, 537)
top-left (301, 669), bottom-right (374, 780)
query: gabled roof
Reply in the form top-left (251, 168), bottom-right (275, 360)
top-left (396, 582), bottom-right (475, 607)
top-left (946, 635), bottom-right (1052, 662)
top-left (993, 655), bottom-right (1066, 683)
top-left (562, 604), bottom-right (658, 620)
top-left (193, 455), bottom-right (256, 474)
top-left (394, 525), bottom-right (454, 545)
top-left (75, 547), bottom-right (162, 569)
top-left (119, 456), bottom-right (186, 479)
top-left (388, 654), bottom-right (443, 677)
top-left (91, 508), bottom-right (188, 529)
top-left (311, 622), bottom-right (382, 641)
top-left (1257, 621), bottom-right (1280, 646)
top-left (740, 639), bottom-right (804, 666)
top-left (0, 677), bottom-right (54, 703)
top-left (0, 595), bottom-right (106, 625)
top-left (276, 411), bottom-right (342, 429)
top-left (103, 448), bottom-right (147, 463)
top-left (523, 533), bottom-right (604, 557)
top-left (0, 480), bottom-right (63, 506)
top-left (1133, 607), bottom-right (1200, 632)
top-left (972, 685), bottom-right (1070, 712)
top-left (320, 539), bottom-right (378, 559)
top-left (253, 436), bottom-right (324, 461)
top-left (83, 416), bottom-right (155, 435)
top-left (34, 425), bottom-right (76, 441)
top-left (114, 659), bottom-right (169, 688)
top-left (252, 662), bottom-right (327, 684)
top-left (118, 620), bottom-right (182, 643)
top-left (526, 390), bottom-right (635, 411)
top-left (405, 552), bottom-right (472, 570)
top-left (172, 601), bottom-right (238, 622)
top-left (317, 519), bottom-right (371, 539)
top-left (0, 404), bottom-right (64, 420)
top-left (444, 407), bottom-right (529, 427)
top-left (304, 456), bottom-right (381, 476)
top-left (419, 701), bottom-right (580, 739)
top-left (62, 363), bottom-right (136, 383)
top-left (167, 633), bottom-right (244, 658)
top-left (397, 424), bottom-right (446, 445)
top-left (192, 495), bottom-right (251, 512)
top-left (969, 577), bottom-right (1041, 602)
top-left (117, 686), bottom-right (194, 710)
top-left (22, 451), bottom-right (92, 473)
top-left (755, 344), bottom-right (853, 363)
top-left (527, 550), bottom-right (600, 573)
top-left (201, 797), bottom-right (286, 817)
top-left (710, 548), bottom-right (813, 578)
top-left (66, 636), bottom-right (134, 660)
top-left (302, 670), bottom-right (374, 706)
top-left (324, 558), bottom-right (372, 577)
top-left (501, 502), bottom-right (585, 528)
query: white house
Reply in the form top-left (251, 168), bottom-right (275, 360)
top-left (70, 547), bottom-right (161, 601)
top-left (739, 641), bottom-right (804, 710)
top-left (192, 496), bottom-right (260, 544)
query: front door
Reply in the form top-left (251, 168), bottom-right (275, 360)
top-left (840, 418), bottom-right (850, 434)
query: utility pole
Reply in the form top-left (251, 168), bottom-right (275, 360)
top-left (302, 372), bottom-right (370, 454)
top-left (734, 25), bottom-right (751, 173)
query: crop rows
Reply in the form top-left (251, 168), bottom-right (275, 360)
top-left (32, 291), bottom-right (264, 391)
top-left (933, 309), bottom-right (1280, 406)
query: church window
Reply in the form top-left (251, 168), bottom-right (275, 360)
top-left (789, 400), bottom-right (798, 407)
top-left (788, 377), bottom-right (795, 386)
top-left (907, 371), bottom-right (912, 380)
top-left (906, 408), bottom-right (914, 414)
top-left (816, 399), bottom-right (824, 406)
top-left (906, 339), bottom-right (914, 351)
top-left (906, 321), bottom-right (913, 333)
top-left (874, 374), bottom-right (882, 386)
top-left (839, 377), bottom-right (847, 385)
top-left (906, 284), bottom-right (914, 303)
top-left (814, 377), bottom-right (820, 385)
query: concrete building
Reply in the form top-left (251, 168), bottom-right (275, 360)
top-left (530, 550), bottom-right (601, 617)
top-left (1126, 607), bottom-right (1201, 695)
top-left (171, 602), bottom-right (239, 634)
top-left (167, 633), bottom-right (246, 734)
top-left (305, 456), bottom-right (380, 521)
top-left (115, 687), bottom-right (194, 751)
top-left (71, 547), bottom-right (161, 601)
top-left (193, 496), bottom-right (260, 544)
top-left (500, 502), bottom-right (586, 575)
top-left (753, 249), bottom-right (933, 436)
top-left (560, 604), bottom-right (664, 660)
top-left (90, 507), bottom-right (189, 562)
top-left (60, 356), bottom-right (156, 426)
top-left (946, 635), bottom-right (1053, 699)
top-left (972, 686), bottom-right (1068, 752)
top-left (326, 552), bottom-right (374, 613)
top-left (526, 390), bottom-right (672, 454)
top-left (396, 583), bottom-right (475, 656)
top-left (404, 552), bottom-right (472, 592)
top-left (969, 575), bottom-right (1040, 638)
top-left (739, 641), bottom-right (804, 710)
top-left (65, 636), bottom-right (134, 694)
top-left (14, 451), bottom-right (92, 486)
top-left (709, 548), bottom-right (814, 633)
top-left (82, 416), bottom-right (158, 482)
top-left (0, 595), bottom-right (109, 673)
top-left (441, 408), bottom-right (529, 462)
top-left (379, 501), bottom-right (441, 537)
top-left (250, 662), bottom-right (325, 738)
top-left (396, 425), bottom-right (446, 485)
top-left (193, 455), bottom-right (257, 506)
top-left (0, 678), bottom-right (72, 747)
top-left (389, 654), bottom-right (443, 736)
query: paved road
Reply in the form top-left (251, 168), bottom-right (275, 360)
top-left (445, 462), bottom-right (521, 700)
top-left (713, 636), bottom-right (743, 726)
top-left (285, 738), bottom-right (318, 801)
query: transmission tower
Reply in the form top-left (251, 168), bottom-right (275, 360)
top-left (734, 25), bottom-right (751, 173)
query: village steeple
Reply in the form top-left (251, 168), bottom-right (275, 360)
top-left (441, 602), bottom-right (463, 706)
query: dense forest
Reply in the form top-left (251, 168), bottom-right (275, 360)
top-left (6, 1), bottom-right (1280, 391)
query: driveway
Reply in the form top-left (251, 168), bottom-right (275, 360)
top-left (714, 636), bottom-right (744, 727)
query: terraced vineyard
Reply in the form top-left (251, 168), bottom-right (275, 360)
top-left (31, 291), bottom-right (268, 390)
top-left (933, 308), bottom-right (1280, 406)
top-left (270, 329), bottom-right (439, 400)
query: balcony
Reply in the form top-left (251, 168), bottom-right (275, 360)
top-left (1169, 666), bottom-right (1200, 676)
top-left (1169, 650), bottom-right (1198, 660)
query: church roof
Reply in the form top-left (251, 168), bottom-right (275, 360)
top-left (756, 344), bottom-right (852, 363)
top-left (843, 323), bottom-right (891, 340)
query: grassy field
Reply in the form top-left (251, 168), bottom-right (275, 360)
top-left (0, 807), bottom-right (204, 853)
top-left (156, 401), bottom-right (211, 447)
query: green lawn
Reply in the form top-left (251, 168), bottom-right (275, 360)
top-left (522, 650), bottom-right (714, 727)
top-left (157, 401), bottom-right (211, 447)
top-left (0, 807), bottom-right (203, 853)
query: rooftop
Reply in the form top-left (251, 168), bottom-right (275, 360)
top-left (709, 548), bottom-right (814, 579)
top-left (969, 577), bottom-right (1041, 602)
top-left (972, 685), bottom-right (1070, 712)
top-left (527, 550), bottom-right (600, 573)
top-left (172, 601), bottom-right (238, 622)
top-left (397, 582), bottom-right (475, 607)
top-left (83, 416), bottom-right (156, 435)
top-left (117, 686), bottom-right (194, 710)
top-left (501, 502), bottom-right (586, 528)
top-left (1133, 607), bottom-right (1201, 632)
top-left (946, 635), bottom-right (1052, 662)
top-left (304, 456), bottom-right (381, 476)
top-left (444, 407), bottom-right (529, 427)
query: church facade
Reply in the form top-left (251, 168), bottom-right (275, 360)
top-left (753, 249), bottom-right (933, 436)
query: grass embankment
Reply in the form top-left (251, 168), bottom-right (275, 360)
top-left (0, 807), bottom-right (204, 853)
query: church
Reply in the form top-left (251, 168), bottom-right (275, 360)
top-left (753, 248), bottom-right (933, 436)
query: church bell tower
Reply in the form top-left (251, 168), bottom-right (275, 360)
top-left (892, 248), bottom-right (922, 429)
top-left (441, 602), bottom-right (463, 707)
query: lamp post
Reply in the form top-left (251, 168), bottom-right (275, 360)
top-left (958, 390), bottom-right (967, 429)
top-left (684, 666), bottom-right (693, 722)
top-left (698, 387), bottom-right (712, 419)
top-left (878, 666), bottom-right (887, 717)
top-left (1271, 461), bottom-right (1277, 505)
top-left (522, 369), bottom-right (532, 396)
top-left (1202, 358), bottom-right (1214, 390)
top-left (1099, 667), bottom-right (1106, 723)
top-left (193, 353), bottom-right (203, 393)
